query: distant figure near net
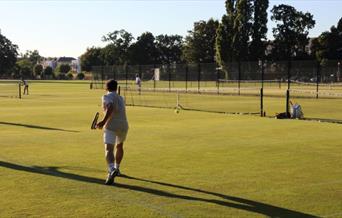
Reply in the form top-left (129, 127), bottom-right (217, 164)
top-left (22, 79), bottom-right (29, 95)
top-left (96, 80), bottom-right (129, 185)
top-left (276, 101), bottom-right (304, 119)
top-left (135, 74), bottom-right (141, 95)
top-left (290, 101), bottom-right (304, 119)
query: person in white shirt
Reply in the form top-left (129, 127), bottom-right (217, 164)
top-left (22, 79), bottom-right (29, 95)
top-left (96, 80), bottom-right (129, 185)
top-left (135, 74), bottom-right (141, 94)
top-left (290, 101), bottom-right (304, 119)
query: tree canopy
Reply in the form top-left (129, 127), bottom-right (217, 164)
top-left (0, 33), bottom-right (18, 77)
top-left (270, 4), bottom-right (315, 60)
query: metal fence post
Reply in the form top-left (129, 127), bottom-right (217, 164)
top-left (125, 65), bottom-right (128, 90)
top-left (18, 82), bottom-right (21, 99)
top-left (316, 61), bottom-right (320, 99)
top-left (153, 64), bottom-right (156, 92)
top-left (238, 61), bottom-right (241, 95)
top-left (198, 63), bottom-right (201, 93)
top-left (286, 89), bottom-right (290, 117)
top-left (216, 66), bottom-right (220, 95)
top-left (168, 64), bottom-right (171, 92)
top-left (260, 88), bottom-right (264, 117)
top-left (185, 64), bottom-right (188, 93)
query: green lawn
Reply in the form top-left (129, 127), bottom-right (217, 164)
top-left (0, 82), bottom-right (341, 217)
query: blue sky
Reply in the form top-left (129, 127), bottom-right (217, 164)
top-left (0, 0), bottom-right (341, 58)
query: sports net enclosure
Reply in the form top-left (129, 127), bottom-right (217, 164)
top-left (0, 80), bottom-right (21, 99)
top-left (90, 60), bottom-right (342, 122)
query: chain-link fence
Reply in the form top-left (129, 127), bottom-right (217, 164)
top-left (90, 60), bottom-right (342, 122)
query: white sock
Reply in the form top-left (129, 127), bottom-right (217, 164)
top-left (114, 163), bottom-right (120, 169)
top-left (108, 163), bottom-right (115, 172)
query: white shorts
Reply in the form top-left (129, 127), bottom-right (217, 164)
top-left (103, 129), bottom-right (128, 145)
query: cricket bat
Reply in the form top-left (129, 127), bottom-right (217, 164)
top-left (91, 112), bottom-right (99, 130)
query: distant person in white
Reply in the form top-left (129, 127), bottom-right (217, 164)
top-left (22, 79), bottom-right (29, 95)
top-left (290, 101), bottom-right (304, 119)
top-left (96, 79), bottom-right (129, 185)
top-left (135, 73), bottom-right (141, 94)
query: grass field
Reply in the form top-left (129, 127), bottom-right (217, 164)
top-left (0, 82), bottom-right (341, 217)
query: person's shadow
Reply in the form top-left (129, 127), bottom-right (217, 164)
top-left (0, 122), bottom-right (78, 132)
top-left (0, 161), bottom-right (318, 218)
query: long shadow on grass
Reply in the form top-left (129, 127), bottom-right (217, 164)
top-left (0, 161), bottom-right (318, 218)
top-left (0, 122), bottom-right (78, 132)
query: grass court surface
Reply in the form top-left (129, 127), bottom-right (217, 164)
top-left (0, 81), bottom-right (341, 217)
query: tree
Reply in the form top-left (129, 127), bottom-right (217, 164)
top-left (16, 59), bottom-right (33, 79)
top-left (33, 64), bottom-right (43, 78)
top-left (312, 17), bottom-right (342, 62)
top-left (43, 66), bottom-right (53, 78)
top-left (80, 47), bottom-right (104, 71)
top-left (102, 29), bottom-right (134, 65)
top-left (100, 43), bottom-right (120, 65)
top-left (232, 0), bottom-right (253, 62)
top-left (183, 18), bottom-right (219, 63)
top-left (128, 32), bottom-right (159, 65)
top-left (270, 4), bottom-right (315, 60)
top-left (337, 17), bottom-right (342, 32)
top-left (0, 33), bottom-right (18, 77)
top-left (249, 0), bottom-right (269, 60)
top-left (155, 34), bottom-right (183, 64)
top-left (23, 50), bottom-right (41, 65)
top-left (58, 64), bottom-right (71, 74)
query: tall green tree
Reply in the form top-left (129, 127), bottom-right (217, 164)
top-left (43, 66), bottom-right (53, 78)
top-left (23, 50), bottom-right (42, 65)
top-left (80, 47), bottom-right (104, 71)
top-left (249, 0), bottom-right (269, 60)
top-left (57, 64), bottom-right (71, 74)
top-left (0, 33), bottom-right (18, 77)
top-left (155, 34), bottom-right (183, 64)
top-left (232, 0), bottom-right (253, 62)
top-left (183, 18), bottom-right (219, 63)
top-left (311, 17), bottom-right (342, 62)
top-left (270, 4), bottom-right (315, 60)
top-left (16, 59), bottom-right (33, 79)
top-left (102, 29), bottom-right (134, 65)
top-left (33, 64), bottom-right (43, 78)
top-left (100, 43), bottom-right (120, 65)
top-left (128, 32), bottom-right (159, 65)
top-left (215, 0), bottom-right (236, 69)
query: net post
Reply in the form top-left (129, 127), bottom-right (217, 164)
top-left (125, 65), bottom-right (128, 90)
top-left (118, 86), bottom-right (121, 96)
top-left (139, 65), bottom-right (142, 92)
top-left (216, 66), bottom-right (220, 95)
top-left (18, 82), bottom-right (21, 99)
top-left (286, 89), bottom-right (290, 117)
top-left (260, 59), bottom-right (264, 90)
top-left (176, 91), bottom-right (179, 108)
top-left (153, 64), bottom-right (156, 92)
top-left (185, 64), bottom-right (188, 93)
top-left (238, 61), bottom-right (241, 95)
top-left (197, 63), bottom-right (201, 93)
top-left (168, 64), bottom-right (171, 92)
top-left (260, 88), bottom-right (263, 117)
top-left (316, 61), bottom-right (320, 99)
